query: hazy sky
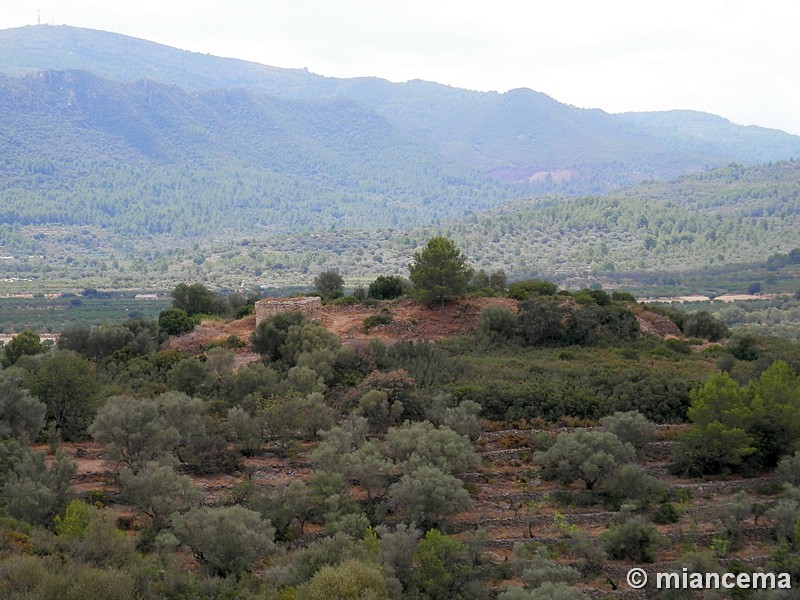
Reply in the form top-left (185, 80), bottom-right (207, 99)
top-left (3, 0), bottom-right (800, 134)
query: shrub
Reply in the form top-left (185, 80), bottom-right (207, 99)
top-left (683, 311), bottom-right (729, 341)
top-left (654, 502), bottom-right (681, 525)
top-left (611, 291), bottom-right (636, 303)
top-left (665, 337), bottom-right (692, 354)
top-left (250, 310), bottom-right (307, 361)
top-left (331, 294), bottom-right (361, 306)
top-left (314, 271), bottom-right (344, 300)
top-left (477, 304), bottom-right (517, 341)
top-left (602, 516), bottom-right (665, 562)
top-left (158, 308), bottom-right (196, 337)
top-left (507, 279), bottom-right (559, 300)
top-left (368, 275), bottom-right (406, 300)
top-left (728, 332), bottom-right (759, 361)
top-left (206, 334), bottom-right (247, 350)
top-left (171, 283), bottom-right (228, 317)
top-left (364, 310), bottom-right (394, 331)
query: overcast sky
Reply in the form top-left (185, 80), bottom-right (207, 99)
top-left (3, 1), bottom-right (800, 134)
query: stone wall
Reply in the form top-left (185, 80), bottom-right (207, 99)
top-left (254, 296), bottom-right (322, 327)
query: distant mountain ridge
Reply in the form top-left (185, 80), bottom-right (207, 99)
top-left (1, 24), bottom-right (799, 196)
top-left (0, 69), bottom-right (518, 235)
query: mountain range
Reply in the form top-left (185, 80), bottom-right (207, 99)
top-left (2, 25), bottom-right (800, 196)
top-left (1, 24), bottom-right (800, 292)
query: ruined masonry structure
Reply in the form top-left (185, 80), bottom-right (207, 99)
top-left (254, 296), bottom-right (322, 326)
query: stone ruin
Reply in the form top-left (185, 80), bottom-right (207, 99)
top-left (254, 296), bottom-right (322, 327)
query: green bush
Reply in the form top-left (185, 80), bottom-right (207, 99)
top-left (665, 338), bottom-right (691, 354)
top-left (314, 271), bottom-right (344, 300)
top-left (158, 308), bottom-right (196, 337)
top-left (507, 279), bottom-right (559, 300)
top-left (683, 311), bottom-right (729, 341)
top-left (368, 275), bottom-right (406, 300)
top-left (654, 502), bottom-right (681, 524)
top-left (477, 304), bottom-right (517, 341)
top-left (330, 294), bottom-right (361, 306)
top-left (205, 334), bottom-right (247, 350)
top-left (602, 517), bottom-right (665, 562)
top-left (611, 291), bottom-right (637, 303)
top-left (364, 310), bottom-right (394, 331)
top-left (1, 330), bottom-right (46, 368)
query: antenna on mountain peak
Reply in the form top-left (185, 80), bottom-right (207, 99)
top-left (37, 9), bottom-right (40, 25)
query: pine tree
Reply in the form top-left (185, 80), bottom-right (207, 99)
top-left (408, 237), bottom-right (473, 309)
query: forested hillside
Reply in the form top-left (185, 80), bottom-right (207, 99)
top-left (446, 161), bottom-right (800, 279)
top-left (2, 25), bottom-right (800, 193)
top-left (0, 70), bottom-right (517, 235)
top-left (1, 26), bottom-right (800, 295)
top-left (4, 160), bottom-right (797, 294)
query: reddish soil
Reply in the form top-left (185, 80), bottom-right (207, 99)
top-left (633, 305), bottom-right (684, 338)
top-left (321, 297), bottom-right (518, 342)
top-left (158, 298), bottom-right (684, 364)
top-left (160, 297), bottom-right (519, 359)
top-left (50, 299), bottom-right (767, 593)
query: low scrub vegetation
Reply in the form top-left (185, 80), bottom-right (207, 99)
top-left (3, 239), bottom-right (800, 598)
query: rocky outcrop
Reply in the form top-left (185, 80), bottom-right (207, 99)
top-left (254, 296), bottom-right (322, 326)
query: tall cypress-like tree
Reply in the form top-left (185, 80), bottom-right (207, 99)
top-left (408, 237), bottom-right (474, 309)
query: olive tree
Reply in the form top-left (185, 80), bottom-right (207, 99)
top-left (602, 516), bottom-right (666, 563)
top-left (298, 558), bottom-right (388, 600)
top-left (388, 465), bottom-right (471, 529)
top-left (515, 546), bottom-right (580, 588)
top-left (0, 371), bottom-right (45, 442)
top-left (346, 440), bottom-right (394, 505)
top-left (356, 389), bottom-right (400, 434)
top-left (534, 430), bottom-right (635, 490)
top-left (0, 439), bottom-right (76, 526)
top-left (172, 505), bottom-right (276, 576)
top-left (384, 420), bottom-right (480, 475)
top-left (600, 463), bottom-right (667, 509)
top-left (776, 451), bottom-right (800, 487)
top-left (600, 410), bottom-right (655, 453)
top-left (24, 350), bottom-right (101, 441)
top-left (498, 584), bottom-right (590, 600)
top-left (119, 462), bottom-right (202, 528)
top-left (89, 395), bottom-right (180, 472)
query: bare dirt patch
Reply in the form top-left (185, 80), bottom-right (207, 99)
top-left (162, 297), bottom-right (519, 357)
top-left (322, 297), bottom-right (518, 343)
top-left (634, 305), bottom-right (683, 338)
